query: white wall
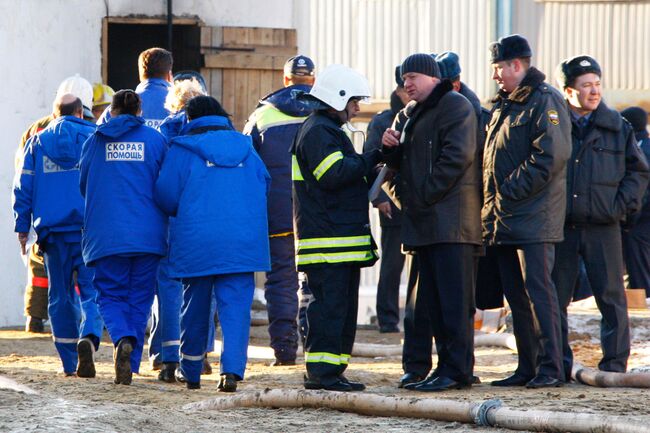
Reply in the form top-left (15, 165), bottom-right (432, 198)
top-left (0, 0), bottom-right (296, 327)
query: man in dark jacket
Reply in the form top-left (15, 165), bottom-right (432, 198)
top-left (482, 35), bottom-right (571, 388)
top-left (552, 57), bottom-right (649, 377)
top-left (292, 64), bottom-right (381, 391)
top-left (362, 66), bottom-right (409, 334)
top-left (621, 106), bottom-right (650, 297)
top-left (382, 53), bottom-right (481, 392)
top-left (244, 55), bottom-right (316, 366)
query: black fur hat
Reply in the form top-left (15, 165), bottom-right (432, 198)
top-left (489, 34), bottom-right (532, 63)
top-left (556, 55), bottom-right (602, 89)
top-left (621, 106), bottom-right (648, 133)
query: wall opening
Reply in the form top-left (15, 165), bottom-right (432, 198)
top-left (104, 19), bottom-right (202, 91)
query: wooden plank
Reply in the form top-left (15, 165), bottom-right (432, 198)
top-left (200, 67), bottom-right (211, 93)
top-left (200, 27), bottom-right (212, 54)
top-left (223, 27), bottom-right (250, 46)
top-left (101, 17), bottom-right (109, 84)
top-left (285, 29), bottom-right (297, 48)
top-left (202, 44), bottom-right (297, 56)
top-left (260, 71), bottom-right (276, 97)
top-left (222, 70), bottom-right (236, 119)
top-left (272, 28), bottom-right (286, 47)
top-left (234, 69), bottom-right (250, 131)
top-left (204, 53), bottom-right (287, 70)
top-left (247, 70), bottom-right (262, 119)
top-left (211, 69), bottom-right (223, 102)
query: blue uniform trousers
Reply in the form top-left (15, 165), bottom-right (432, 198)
top-left (42, 233), bottom-right (103, 374)
top-left (179, 273), bottom-right (254, 384)
top-left (265, 234), bottom-right (299, 361)
top-left (553, 225), bottom-right (630, 375)
top-left (148, 257), bottom-right (182, 363)
top-left (93, 254), bottom-right (159, 373)
top-left (623, 222), bottom-right (650, 297)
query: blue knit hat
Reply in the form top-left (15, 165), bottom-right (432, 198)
top-left (435, 51), bottom-right (461, 80)
top-left (401, 53), bottom-right (441, 78)
top-left (394, 65), bottom-right (404, 87)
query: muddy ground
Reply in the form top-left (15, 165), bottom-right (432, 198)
top-left (1, 300), bottom-right (650, 433)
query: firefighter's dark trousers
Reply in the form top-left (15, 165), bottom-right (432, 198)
top-left (303, 263), bottom-right (359, 385)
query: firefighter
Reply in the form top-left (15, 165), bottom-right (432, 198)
top-left (291, 64), bottom-right (382, 391)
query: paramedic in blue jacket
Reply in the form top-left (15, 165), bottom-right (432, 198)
top-left (243, 55), bottom-right (315, 365)
top-left (98, 47), bottom-right (172, 128)
top-left (152, 72), bottom-right (210, 382)
top-left (155, 95), bottom-right (271, 390)
top-left (13, 94), bottom-right (103, 378)
top-left (80, 90), bottom-right (168, 385)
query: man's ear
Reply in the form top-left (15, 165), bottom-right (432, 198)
top-left (167, 70), bottom-right (173, 83)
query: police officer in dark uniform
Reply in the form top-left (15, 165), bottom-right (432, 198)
top-left (482, 35), bottom-right (571, 389)
top-left (621, 106), bottom-right (650, 298)
top-left (552, 57), bottom-right (649, 377)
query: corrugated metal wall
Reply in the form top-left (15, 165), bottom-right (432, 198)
top-left (537, 1), bottom-right (650, 91)
top-left (307, 0), bottom-right (495, 101)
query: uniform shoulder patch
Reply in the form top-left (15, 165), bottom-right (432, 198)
top-left (547, 110), bottom-right (560, 125)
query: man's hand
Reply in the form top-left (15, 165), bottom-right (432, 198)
top-left (17, 232), bottom-right (28, 255)
top-left (377, 201), bottom-right (392, 219)
top-left (382, 129), bottom-right (401, 148)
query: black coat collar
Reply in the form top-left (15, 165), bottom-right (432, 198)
top-left (591, 101), bottom-right (623, 132)
top-left (493, 67), bottom-right (546, 104)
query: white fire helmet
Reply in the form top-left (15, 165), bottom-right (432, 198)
top-left (308, 64), bottom-right (371, 111)
top-left (56, 74), bottom-right (93, 111)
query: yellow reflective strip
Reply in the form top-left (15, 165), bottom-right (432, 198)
top-left (256, 105), bottom-right (307, 132)
top-left (305, 352), bottom-right (341, 365)
top-left (340, 354), bottom-right (351, 365)
top-left (297, 250), bottom-right (376, 266)
top-left (270, 231), bottom-right (293, 238)
top-left (313, 151), bottom-right (343, 180)
top-left (292, 155), bottom-right (304, 181)
top-left (298, 235), bottom-right (371, 250)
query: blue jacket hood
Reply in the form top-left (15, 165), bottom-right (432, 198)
top-left (261, 84), bottom-right (314, 117)
top-left (96, 114), bottom-right (145, 138)
top-left (173, 116), bottom-right (252, 167)
top-left (39, 116), bottom-right (95, 169)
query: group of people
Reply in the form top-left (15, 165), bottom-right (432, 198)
top-left (11, 32), bottom-right (650, 393)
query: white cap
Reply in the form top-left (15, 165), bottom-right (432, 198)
top-left (56, 74), bottom-right (93, 110)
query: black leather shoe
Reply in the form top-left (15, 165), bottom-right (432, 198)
top-left (114, 338), bottom-right (133, 385)
top-left (158, 362), bottom-right (178, 383)
top-left (413, 376), bottom-right (469, 392)
top-left (379, 325), bottom-right (400, 333)
top-left (339, 376), bottom-right (365, 391)
top-left (186, 381), bottom-right (201, 390)
top-left (218, 373), bottom-right (238, 392)
top-left (471, 375), bottom-right (481, 385)
top-left (491, 373), bottom-right (533, 387)
top-left (303, 375), bottom-right (352, 392)
top-left (404, 373), bottom-right (437, 390)
top-left (526, 375), bottom-right (564, 389)
top-left (398, 372), bottom-right (425, 389)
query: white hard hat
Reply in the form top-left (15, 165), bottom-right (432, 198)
top-left (308, 64), bottom-right (371, 111)
top-left (56, 74), bottom-right (93, 111)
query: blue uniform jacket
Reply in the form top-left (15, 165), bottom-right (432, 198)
top-left (80, 114), bottom-right (168, 264)
top-left (155, 115), bottom-right (271, 278)
top-left (13, 116), bottom-right (96, 242)
top-left (243, 84), bottom-right (313, 235)
top-left (98, 78), bottom-right (171, 128)
top-left (158, 110), bottom-right (187, 141)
